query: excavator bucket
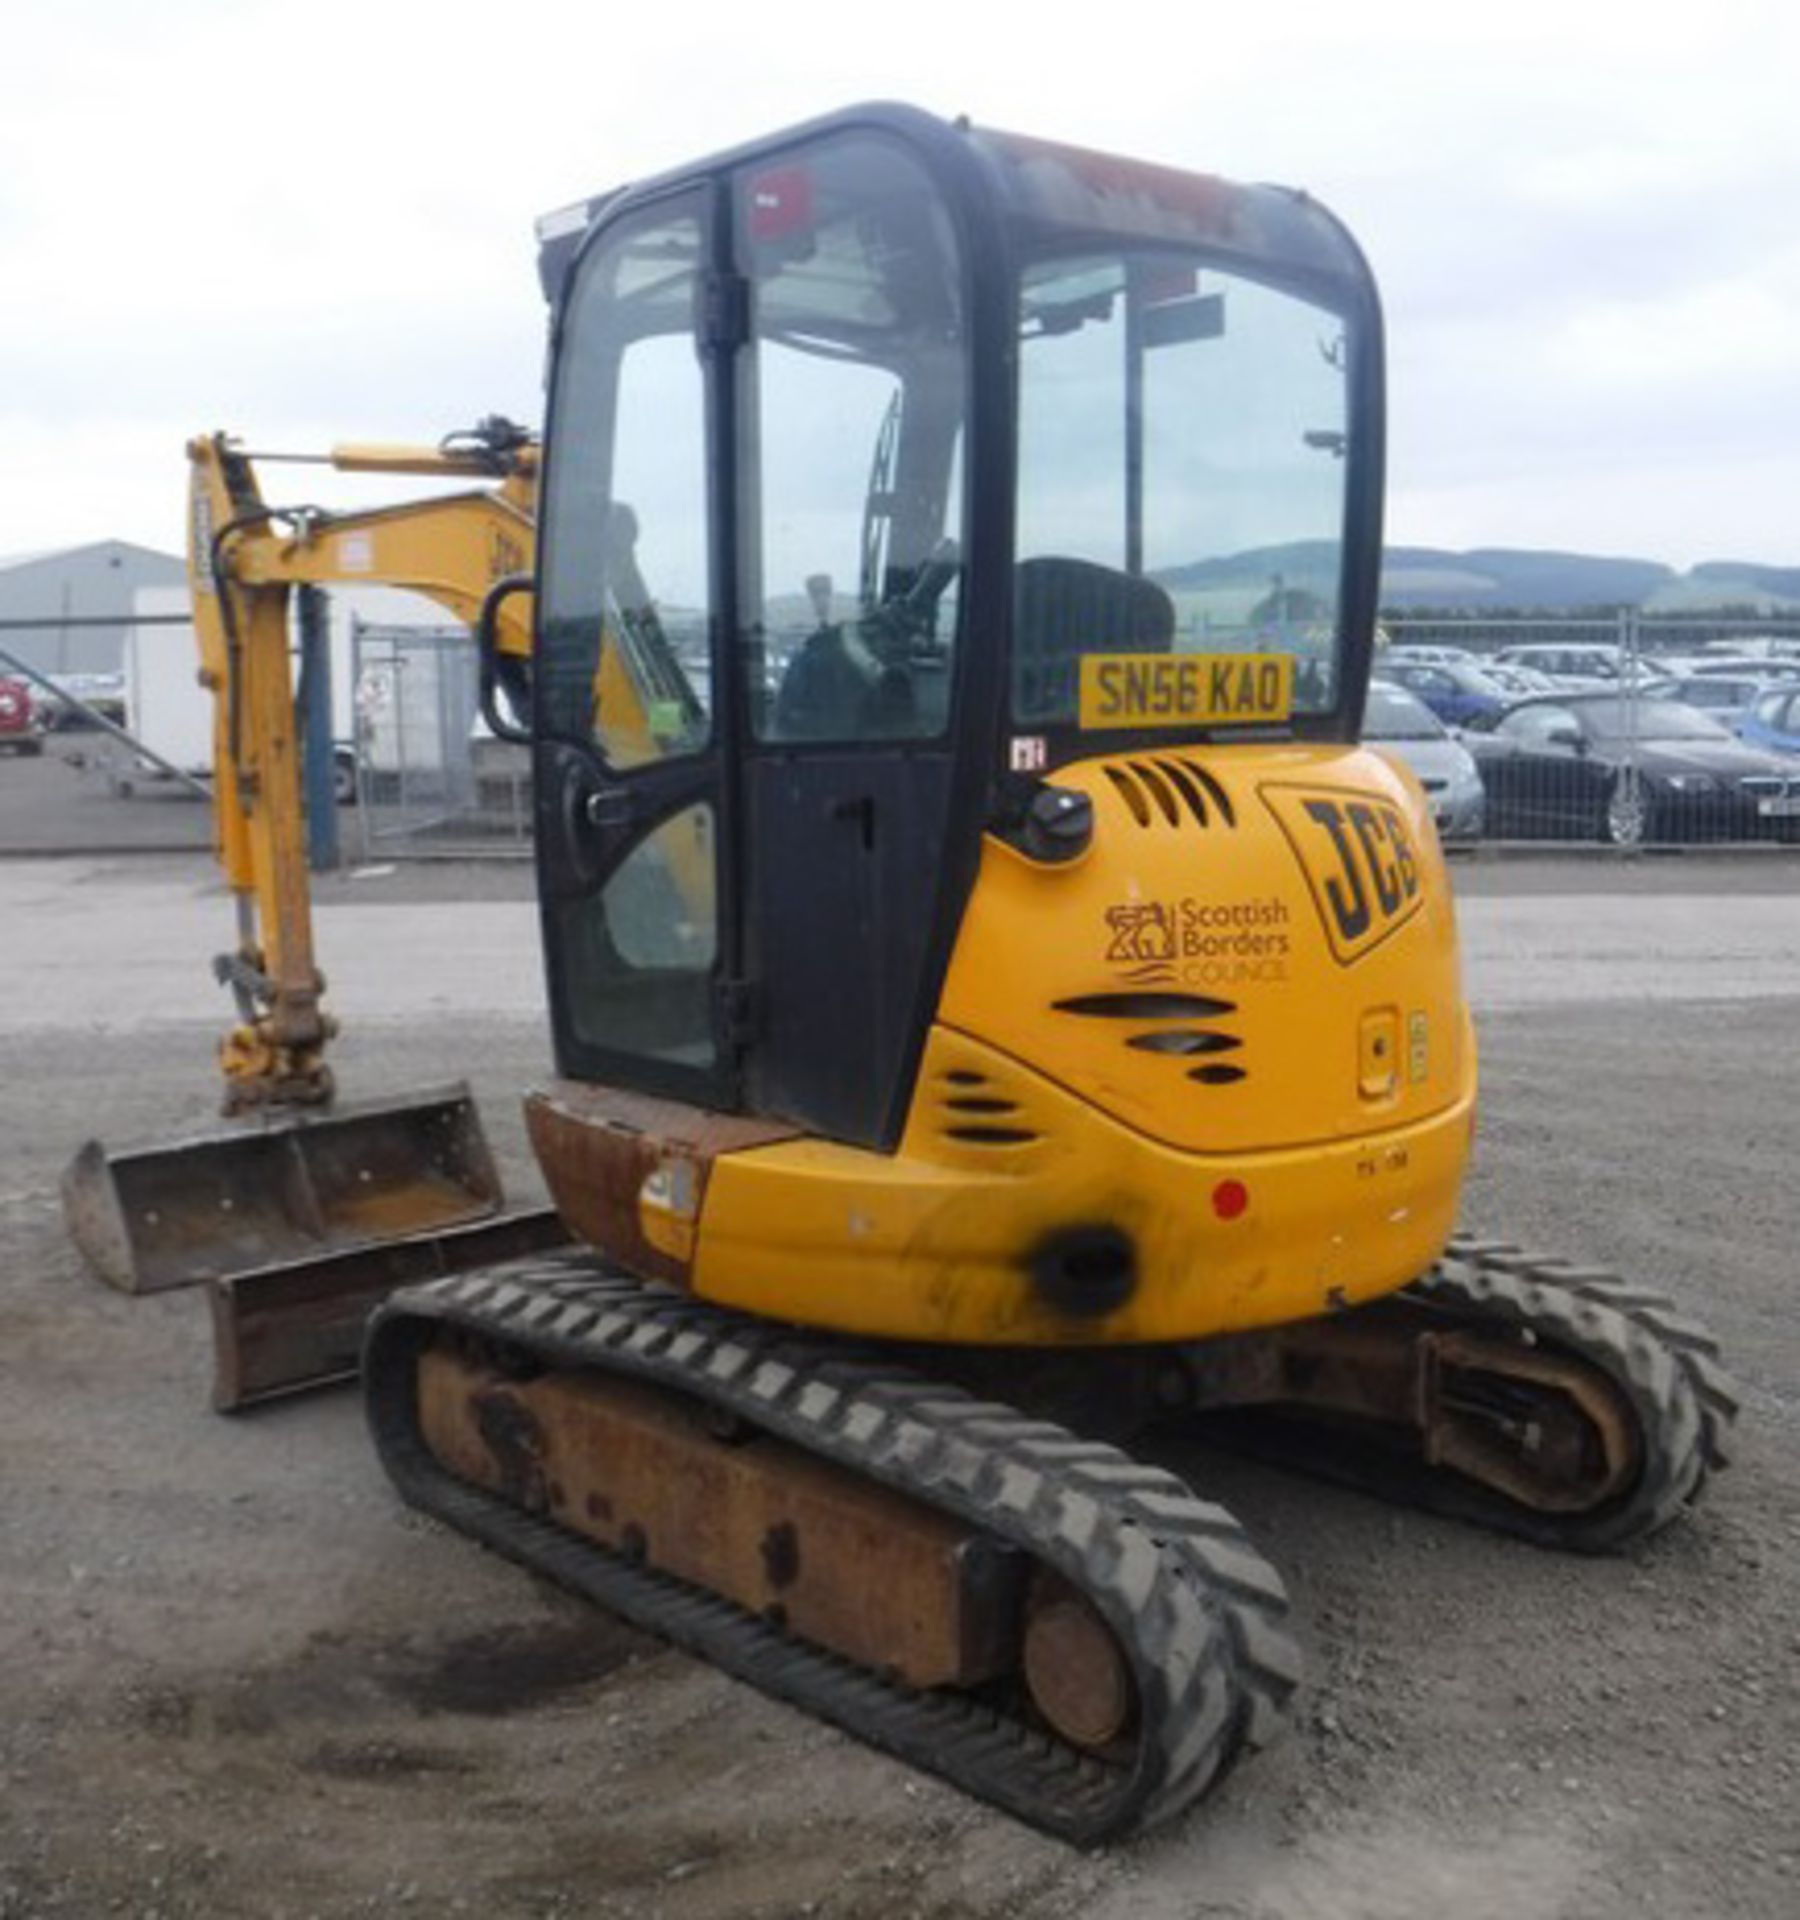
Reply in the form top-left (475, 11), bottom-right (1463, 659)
top-left (64, 1083), bottom-right (571, 1410)
top-left (62, 1082), bottom-right (508, 1296)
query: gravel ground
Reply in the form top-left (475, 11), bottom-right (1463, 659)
top-left (1, 857), bottom-right (1796, 1919)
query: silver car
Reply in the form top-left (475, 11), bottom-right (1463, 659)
top-left (1364, 679), bottom-right (1485, 843)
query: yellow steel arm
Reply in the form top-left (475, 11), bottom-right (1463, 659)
top-left (185, 428), bottom-right (538, 1110)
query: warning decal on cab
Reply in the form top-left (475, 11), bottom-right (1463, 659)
top-left (1078, 653), bottom-right (1294, 731)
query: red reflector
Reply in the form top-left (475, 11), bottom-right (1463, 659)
top-left (747, 164), bottom-right (814, 242)
top-left (1212, 1179), bottom-right (1248, 1222)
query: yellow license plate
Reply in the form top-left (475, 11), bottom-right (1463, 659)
top-left (1078, 653), bottom-right (1295, 730)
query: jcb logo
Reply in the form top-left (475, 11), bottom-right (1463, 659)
top-left (1263, 786), bottom-right (1423, 965)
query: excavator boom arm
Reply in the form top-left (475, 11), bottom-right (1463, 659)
top-left (185, 429), bottom-right (537, 1109)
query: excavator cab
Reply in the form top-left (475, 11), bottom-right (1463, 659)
top-left (520, 104), bottom-right (1466, 1339)
top-left (531, 110), bottom-right (1380, 1120)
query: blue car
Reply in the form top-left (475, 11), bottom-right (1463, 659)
top-left (1737, 684), bottom-right (1800, 757)
top-left (1382, 659), bottom-right (1511, 730)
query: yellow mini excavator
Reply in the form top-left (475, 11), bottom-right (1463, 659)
top-left (74, 102), bottom-right (1738, 1842)
top-left (354, 106), bottom-right (1740, 1842)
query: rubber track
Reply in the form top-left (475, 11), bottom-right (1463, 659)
top-left (1442, 1234), bottom-right (1742, 1474)
top-left (364, 1256), bottom-right (1301, 1845)
top-left (1213, 1243), bottom-right (1736, 1551)
top-left (1401, 1250), bottom-right (1716, 1548)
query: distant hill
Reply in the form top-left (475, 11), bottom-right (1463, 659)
top-left (1380, 547), bottom-right (1676, 611)
top-left (1156, 544), bottom-right (1800, 614)
top-left (1685, 560), bottom-right (1800, 604)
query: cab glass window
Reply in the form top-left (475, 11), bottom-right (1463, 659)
top-left (735, 137), bottom-right (966, 744)
top-left (539, 202), bottom-right (713, 770)
top-left (1013, 252), bottom-right (1351, 725)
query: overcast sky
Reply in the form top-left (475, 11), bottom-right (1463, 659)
top-left (5, 0), bottom-right (1797, 569)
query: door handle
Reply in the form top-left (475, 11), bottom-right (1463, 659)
top-left (584, 786), bottom-right (636, 831)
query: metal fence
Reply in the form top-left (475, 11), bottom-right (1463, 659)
top-left (1384, 611), bottom-right (1800, 659)
top-left (1377, 613), bottom-right (1800, 850)
top-left (15, 605), bottom-right (1800, 864)
top-left (331, 611), bottom-right (1800, 860)
top-left (350, 623), bottom-right (532, 858)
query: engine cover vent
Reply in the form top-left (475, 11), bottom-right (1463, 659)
top-left (1104, 759), bottom-right (1236, 830)
top-left (1054, 995), bottom-right (1250, 1088)
top-left (926, 1063), bottom-right (1045, 1151)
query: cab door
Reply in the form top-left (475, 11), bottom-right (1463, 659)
top-left (534, 190), bottom-right (737, 1110)
top-left (728, 131), bottom-right (972, 1147)
top-left (534, 130), bottom-right (981, 1149)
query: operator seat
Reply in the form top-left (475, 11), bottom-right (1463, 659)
top-left (1013, 556), bottom-right (1175, 723)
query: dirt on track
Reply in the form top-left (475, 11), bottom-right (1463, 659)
top-left (2, 878), bottom-right (1798, 1918)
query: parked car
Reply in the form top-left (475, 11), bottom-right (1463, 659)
top-left (1492, 642), bottom-right (1627, 683)
top-left (1363, 680), bottom-right (1484, 842)
top-left (1467, 693), bottom-right (1800, 845)
top-left (1478, 662), bottom-right (1559, 698)
top-left (1490, 643), bottom-right (1663, 689)
top-left (1381, 643), bottom-right (1479, 667)
top-left (1736, 684), bottom-right (1800, 758)
top-left (1381, 658), bottom-right (1512, 730)
top-left (0, 676), bottom-right (44, 755)
top-left (1651, 673), bottom-right (1790, 731)
top-left (1681, 656), bottom-right (1800, 682)
top-left (1696, 635), bottom-right (1800, 661)
top-left (42, 672), bottom-right (128, 730)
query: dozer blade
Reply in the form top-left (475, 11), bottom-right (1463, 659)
top-left (62, 1082), bottom-right (508, 1296)
top-left (208, 1205), bottom-right (570, 1412)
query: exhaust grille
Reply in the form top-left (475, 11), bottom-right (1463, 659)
top-left (1104, 758), bottom-right (1236, 830)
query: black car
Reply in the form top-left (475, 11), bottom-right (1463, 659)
top-left (1467, 693), bottom-right (1800, 845)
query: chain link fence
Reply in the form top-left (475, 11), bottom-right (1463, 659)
top-left (349, 623), bottom-right (532, 859)
top-left (1377, 613), bottom-right (1800, 849)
